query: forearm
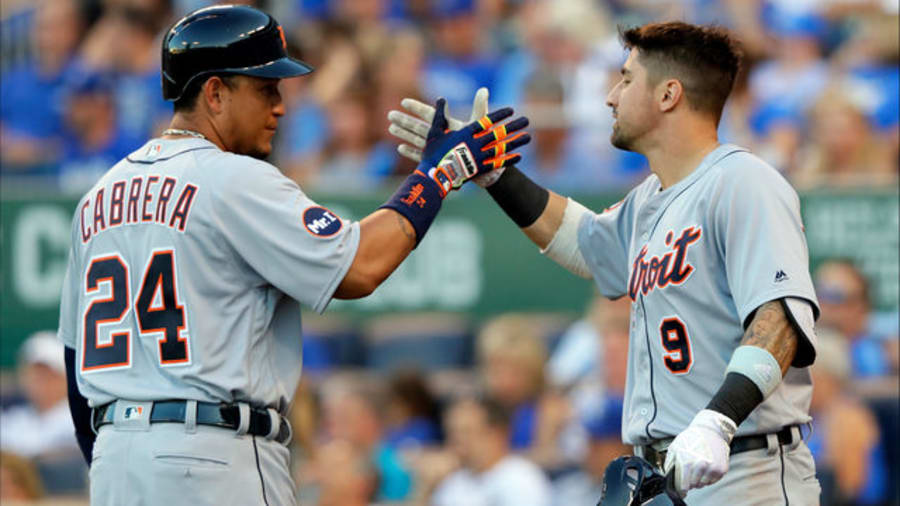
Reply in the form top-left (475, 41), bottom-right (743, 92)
top-left (706, 299), bottom-right (799, 426)
top-left (522, 191), bottom-right (567, 249)
top-left (739, 299), bottom-right (799, 376)
top-left (485, 166), bottom-right (559, 247)
top-left (334, 209), bottom-right (415, 299)
top-left (485, 167), bottom-right (591, 279)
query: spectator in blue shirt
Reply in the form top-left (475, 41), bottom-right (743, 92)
top-left (322, 383), bottom-right (413, 501)
top-left (77, 0), bottom-right (172, 141)
top-left (1, 0), bottom-right (86, 173)
top-left (57, 70), bottom-right (143, 193)
top-left (814, 260), bottom-right (894, 379)
top-left (551, 395), bottom-right (630, 506)
top-left (309, 87), bottom-right (399, 193)
top-left (807, 329), bottom-right (888, 505)
top-left (384, 369), bottom-right (442, 450)
top-left (422, 0), bottom-right (499, 119)
top-left (477, 314), bottom-right (548, 452)
top-left (748, 11), bottom-right (829, 137)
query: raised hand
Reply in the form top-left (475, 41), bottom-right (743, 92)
top-left (416, 98), bottom-right (530, 196)
top-left (389, 88), bottom-right (511, 187)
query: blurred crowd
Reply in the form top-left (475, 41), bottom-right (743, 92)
top-left (2, 258), bottom-right (898, 505)
top-left (1, 0), bottom-right (898, 194)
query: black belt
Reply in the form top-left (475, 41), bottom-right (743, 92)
top-left (93, 400), bottom-right (291, 444)
top-left (730, 425), bottom-right (797, 454)
top-left (641, 425), bottom-right (800, 470)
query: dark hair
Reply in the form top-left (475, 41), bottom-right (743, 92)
top-left (388, 368), bottom-right (440, 421)
top-left (620, 22), bottom-right (742, 121)
top-left (472, 395), bottom-right (511, 430)
top-left (172, 74), bottom-right (238, 113)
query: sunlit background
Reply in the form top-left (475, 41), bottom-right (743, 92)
top-left (1, 0), bottom-right (897, 504)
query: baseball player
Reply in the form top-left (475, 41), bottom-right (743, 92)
top-left (389, 22), bottom-right (821, 505)
top-left (57, 5), bottom-right (530, 505)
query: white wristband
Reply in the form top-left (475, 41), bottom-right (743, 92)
top-left (725, 345), bottom-right (782, 399)
top-left (541, 198), bottom-right (591, 279)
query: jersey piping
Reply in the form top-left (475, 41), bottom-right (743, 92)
top-left (125, 146), bottom-right (217, 165)
top-left (640, 295), bottom-right (660, 440)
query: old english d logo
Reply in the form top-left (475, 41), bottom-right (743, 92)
top-left (302, 206), bottom-right (342, 237)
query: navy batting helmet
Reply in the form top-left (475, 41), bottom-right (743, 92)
top-left (597, 456), bottom-right (687, 506)
top-left (161, 4), bottom-right (313, 101)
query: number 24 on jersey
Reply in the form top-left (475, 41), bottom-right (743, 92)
top-left (81, 249), bottom-right (190, 372)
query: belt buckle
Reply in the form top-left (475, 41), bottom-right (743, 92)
top-left (637, 444), bottom-right (666, 471)
top-left (649, 447), bottom-right (666, 470)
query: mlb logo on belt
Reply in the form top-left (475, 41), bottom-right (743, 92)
top-left (123, 405), bottom-right (144, 420)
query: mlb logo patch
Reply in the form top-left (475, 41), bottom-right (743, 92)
top-left (144, 143), bottom-right (162, 160)
top-left (123, 405), bottom-right (144, 420)
top-left (302, 206), bottom-right (342, 237)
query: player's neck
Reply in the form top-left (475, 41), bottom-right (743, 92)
top-left (645, 121), bottom-right (720, 190)
top-left (165, 115), bottom-right (226, 152)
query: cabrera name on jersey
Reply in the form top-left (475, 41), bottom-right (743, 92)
top-left (78, 169), bottom-right (199, 243)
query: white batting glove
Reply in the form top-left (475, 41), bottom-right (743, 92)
top-left (663, 409), bottom-right (737, 498)
top-left (387, 87), bottom-right (505, 187)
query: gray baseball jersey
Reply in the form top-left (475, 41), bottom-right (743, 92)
top-left (577, 143), bottom-right (818, 446)
top-left (57, 138), bottom-right (360, 412)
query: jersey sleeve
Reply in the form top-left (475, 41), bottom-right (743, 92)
top-left (576, 188), bottom-right (640, 299)
top-left (211, 159), bottom-right (360, 313)
top-left (713, 155), bottom-right (819, 366)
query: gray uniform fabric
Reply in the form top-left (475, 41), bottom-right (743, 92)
top-left (58, 138), bottom-right (360, 505)
top-left (577, 144), bottom-right (821, 504)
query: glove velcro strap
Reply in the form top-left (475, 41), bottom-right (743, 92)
top-left (379, 172), bottom-right (444, 246)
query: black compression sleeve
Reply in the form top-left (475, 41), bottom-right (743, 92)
top-left (705, 372), bottom-right (764, 426)
top-left (485, 166), bottom-right (550, 228)
top-left (65, 347), bottom-right (95, 465)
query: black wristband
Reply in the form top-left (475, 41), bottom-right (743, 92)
top-left (485, 166), bottom-right (550, 228)
top-left (705, 372), bottom-right (764, 426)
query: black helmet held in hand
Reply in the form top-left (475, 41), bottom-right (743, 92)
top-left (161, 4), bottom-right (313, 101)
top-left (598, 456), bottom-right (687, 506)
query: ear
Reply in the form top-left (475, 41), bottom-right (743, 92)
top-left (658, 79), bottom-right (683, 113)
top-left (202, 76), bottom-right (232, 115)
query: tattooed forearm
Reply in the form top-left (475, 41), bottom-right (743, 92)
top-left (396, 213), bottom-right (416, 242)
top-left (740, 299), bottom-right (798, 376)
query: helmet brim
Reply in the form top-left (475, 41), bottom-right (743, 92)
top-left (234, 56), bottom-right (314, 79)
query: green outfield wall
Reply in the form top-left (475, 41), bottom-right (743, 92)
top-left (1, 188), bottom-right (897, 367)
